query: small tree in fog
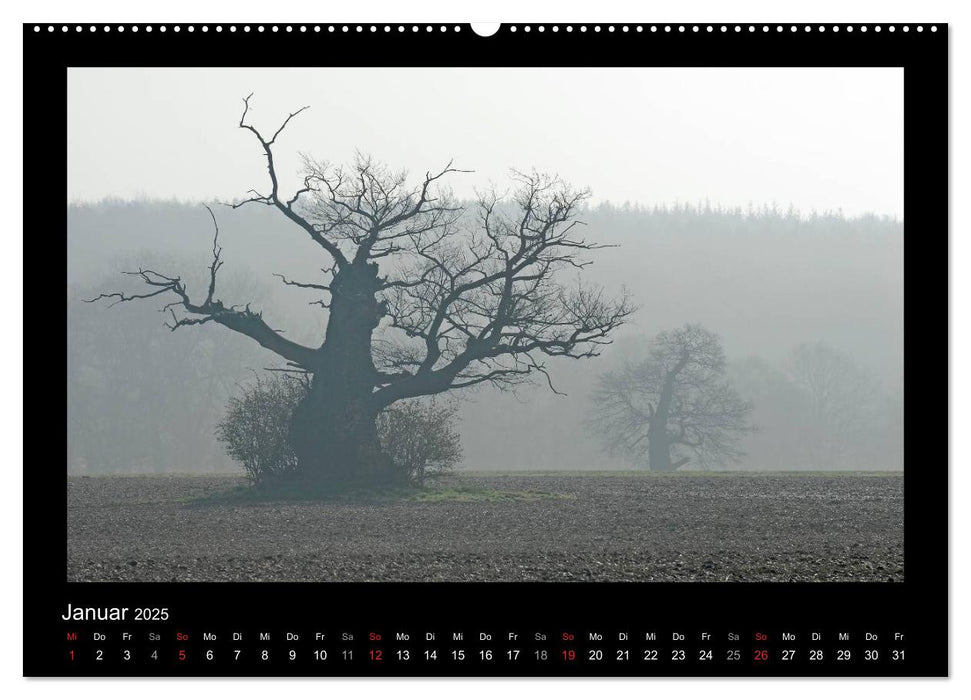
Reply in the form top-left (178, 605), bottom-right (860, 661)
top-left (788, 342), bottom-right (890, 468)
top-left (590, 324), bottom-right (752, 471)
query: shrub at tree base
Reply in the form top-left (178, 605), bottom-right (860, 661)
top-left (217, 375), bottom-right (462, 488)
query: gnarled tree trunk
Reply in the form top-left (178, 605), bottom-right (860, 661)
top-left (647, 422), bottom-right (676, 472)
top-left (647, 366), bottom-right (681, 472)
top-left (288, 262), bottom-right (398, 488)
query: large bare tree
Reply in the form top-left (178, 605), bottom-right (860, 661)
top-left (91, 96), bottom-right (633, 488)
top-left (590, 324), bottom-right (752, 471)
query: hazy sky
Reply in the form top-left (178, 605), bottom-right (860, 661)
top-left (68, 67), bottom-right (903, 217)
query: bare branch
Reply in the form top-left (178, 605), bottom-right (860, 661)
top-left (236, 94), bottom-right (349, 267)
top-left (371, 172), bottom-right (634, 406)
top-left (89, 207), bottom-right (320, 370)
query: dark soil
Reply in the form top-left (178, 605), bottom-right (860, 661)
top-left (67, 472), bottom-right (903, 583)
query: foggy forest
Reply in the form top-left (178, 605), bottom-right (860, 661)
top-left (68, 197), bottom-right (903, 476)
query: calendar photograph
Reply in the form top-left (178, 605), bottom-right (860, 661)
top-left (66, 65), bottom-right (904, 584)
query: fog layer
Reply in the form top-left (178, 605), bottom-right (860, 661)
top-left (68, 200), bottom-right (903, 473)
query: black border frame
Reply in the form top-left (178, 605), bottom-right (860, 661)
top-left (24, 22), bottom-right (948, 677)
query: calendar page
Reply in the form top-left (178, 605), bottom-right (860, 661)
top-left (25, 21), bottom-right (946, 677)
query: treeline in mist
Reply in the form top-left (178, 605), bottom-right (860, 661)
top-left (67, 199), bottom-right (903, 473)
